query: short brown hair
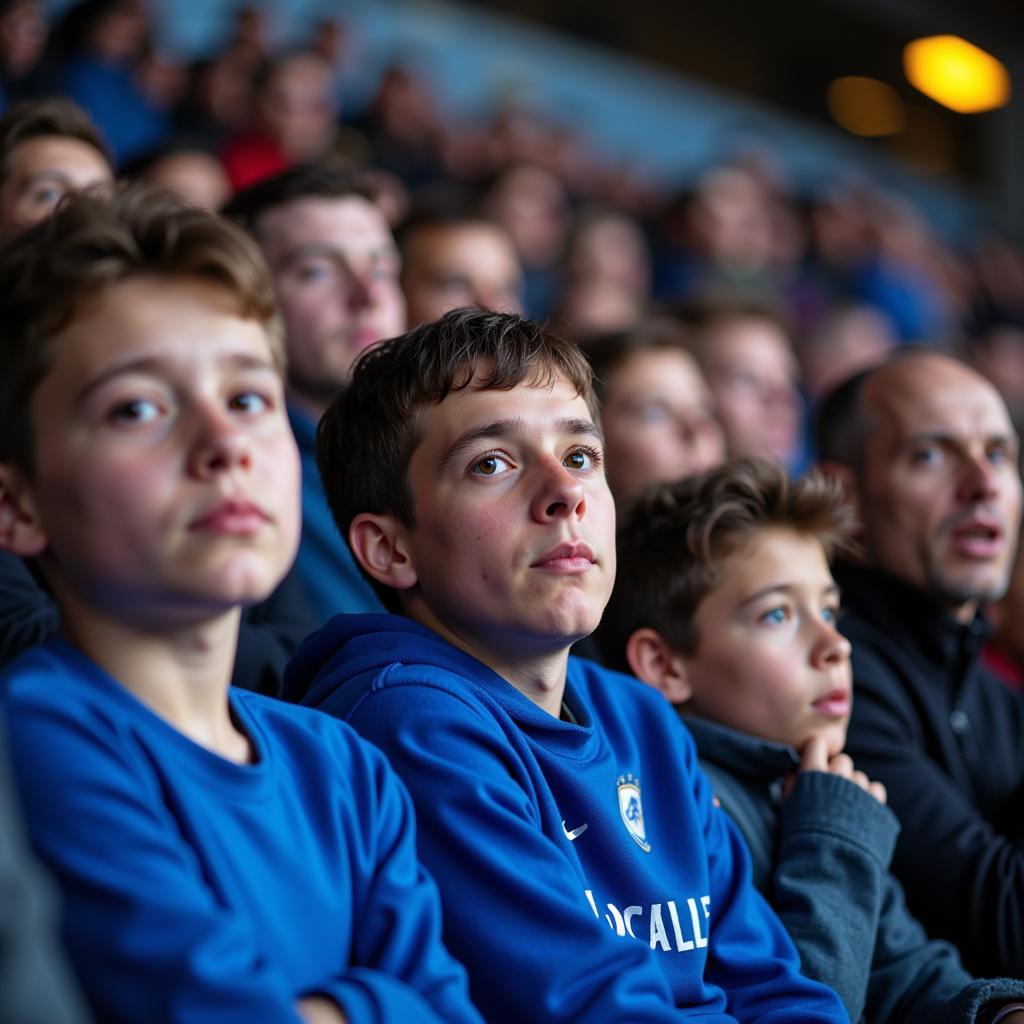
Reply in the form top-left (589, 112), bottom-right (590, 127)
top-left (596, 457), bottom-right (853, 671)
top-left (0, 182), bottom-right (282, 473)
top-left (221, 156), bottom-right (375, 236)
top-left (317, 307), bottom-right (599, 612)
top-left (0, 97), bottom-right (111, 187)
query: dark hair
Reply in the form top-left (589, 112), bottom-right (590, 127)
top-left (584, 318), bottom-right (696, 403)
top-left (595, 457), bottom-right (853, 672)
top-left (813, 365), bottom-right (874, 474)
top-left (0, 182), bottom-right (282, 473)
top-left (317, 307), bottom-right (599, 611)
top-left (0, 97), bottom-right (111, 187)
top-left (395, 184), bottom-right (501, 248)
top-left (673, 293), bottom-right (793, 365)
top-left (221, 156), bottom-right (374, 234)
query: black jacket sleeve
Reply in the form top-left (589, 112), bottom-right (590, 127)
top-left (846, 643), bottom-right (1024, 977)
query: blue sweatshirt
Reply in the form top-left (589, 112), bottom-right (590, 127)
top-left (1, 639), bottom-right (482, 1024)
top-left (288, 614), bottom-right (849, 1023)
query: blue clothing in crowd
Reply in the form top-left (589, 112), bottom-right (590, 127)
top-left (60, 55), bottom-right (168, 165)
top-left (288, 404), bottom-right (384, 622)
top-left (287, 614), bottom-right (849, 1023)
top-left (1, 638), bottom-right (482, 1024)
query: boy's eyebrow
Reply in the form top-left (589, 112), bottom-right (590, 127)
top-left (440, 415), bottom-right (603, 470)
top-left (739, 581), bottom-right (841, 608)
top-left (75, 353), bottom-right (277, 408)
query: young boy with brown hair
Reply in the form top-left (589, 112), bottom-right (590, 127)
top-left (0, 186), bottom-right (481, 1024)
top-left (597, 457), bottom-right (1024, 1024)
top-left (286, 307), bottom-right (848, 1023)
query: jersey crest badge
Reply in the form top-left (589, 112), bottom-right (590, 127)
top-left (617, 773), bottom-right (651, 852)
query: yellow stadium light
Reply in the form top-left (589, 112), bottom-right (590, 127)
top-left (903, 35), bottom-right (1010, 114)
top-left (827, 76), bottom-right (906, 137)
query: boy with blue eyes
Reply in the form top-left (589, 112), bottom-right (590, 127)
top-left (286, 307), bottom-right (848, 1023)
top-left (0, 186), bottom-right (482, 1024)
top-left (597, 457), bottom-right (1024, 1024)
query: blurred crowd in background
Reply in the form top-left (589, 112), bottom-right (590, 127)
top-left (2, 0), bottom-right (1024, 464)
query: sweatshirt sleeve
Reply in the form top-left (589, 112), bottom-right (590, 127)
top-left (772, 769), bottom-right (898, 1018)
top-left (342, 681), bottom-right (685, 1024)
top-left (847, 648), bottom-right (1024, 977)
top-left (312, 736), bottom-right (484, 1024)
top-left (681, 734), bottom-right (850, 1023)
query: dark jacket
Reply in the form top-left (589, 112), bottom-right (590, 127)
top-left (837, 561), bottom-right (1024, 978)
top-left (687, 713), bottom-right (1024, 1023)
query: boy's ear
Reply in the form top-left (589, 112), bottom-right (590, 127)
top-left (0, 465), bottom-right (47, 557)
top-left (625, 627), bottom-right (692, 705)
top-left (348, 512), bottom-right (418, 592)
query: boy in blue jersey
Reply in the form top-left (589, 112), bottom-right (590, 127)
top-left (285, 307), bottom-right (848, 1022)
top-left (0, 186), bottom-right (482, 1024)
top-left (596, 457), bottom-right (1024, 1024)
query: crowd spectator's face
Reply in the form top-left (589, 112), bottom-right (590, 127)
top-left (799, 305), bottom-right (895, 401)
top-left (970, 324), bottom-right (1024, 418)
top-left (556, 281), bottom-right (644, 338)
top-left (671, 527), bottom-right (851, 758)
top-left (0, 0), bottom-right (47, 78)
top-left (486, 164), bottom-right (570, 269)
top-left (701, 317), bottom-right (801, 465)
top-left (87, 1), bottom-right (147, 63)
top-left (600, 347), bottom-right (724, 502)
top-left (567, 212), bottom-right (650, 295)
top-left (690, 167), bottom-right (773, 272)
top-left (142, 151), bottom-right (230, 212)
top-left (857, 355), bottom-right (1022, 621)
top-left (259, 54), bottom-right (335, 162)
top-left (401, 223), bottom-right (522, 327)
top-left (0, 136), bottom-right (111, 229)
top-left (258, 195), bottom-right (405, 411)
top-left (8, 276), bottom-right (300, 624)
top-left (386, 374), bottom-right (615, 658)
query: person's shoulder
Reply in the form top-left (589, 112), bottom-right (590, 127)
top-left (1, 643), bottom-right (154, 794)
top-left (570, 656), bottom-right (684, 720)
top-left (569, 656), bottom-right (697, 756)
top-left (1, 640), bottom-right (100, 716)
top-left (293, 614), bottom-right (500, 715)
top-left (235, 687), bottom-right (391, 770)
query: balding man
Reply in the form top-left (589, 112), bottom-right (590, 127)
top-left (817, 351), bottom-right (1024, 980)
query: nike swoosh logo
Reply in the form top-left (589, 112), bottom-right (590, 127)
top-left (561, 819), bottom-right (588, 841)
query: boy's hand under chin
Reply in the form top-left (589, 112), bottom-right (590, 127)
top-left (784, 734), bottom-right (888, 805)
